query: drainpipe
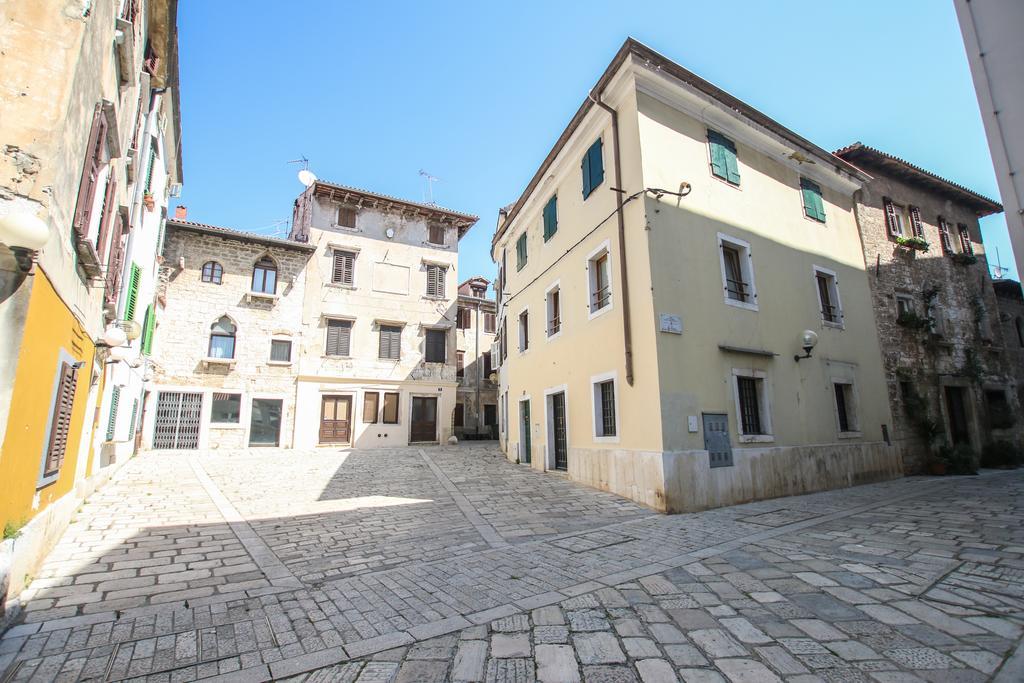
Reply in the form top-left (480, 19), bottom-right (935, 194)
top-left (475, 302), bottom-right (482, 436)
top-left (588, 90), bottom-right (634, 386)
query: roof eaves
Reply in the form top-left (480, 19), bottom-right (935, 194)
top-left (167, 220), bottom-right (317, 252)
top-left (312, 180), bottom-right (479, 228)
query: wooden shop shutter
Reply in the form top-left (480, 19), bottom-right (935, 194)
top-left (326, 319), bottom-right (352, 356)
top-left (883, 197), bottom-right (900, 236)
top-left (332, 250), bottom-right (355, 285)
top-left (124, 263), bottom-right (141, 320)
top-left (73, 103), bottom-right (107, 237)
top-left (909, 206), bottom-right (924, 237)
top-left (44, 362), bottom-right (79, 476)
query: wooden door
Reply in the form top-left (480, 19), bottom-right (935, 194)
top-left (520, 400), bottom-right (531, 463)
top-left (410, 396), bottom-right (438, 442)
top-left (551, 392), bottom-right (567, 471)
top-left (319, 395), bottom-right (352, 444)
top-left (944, 387), bottom-right (970, 446)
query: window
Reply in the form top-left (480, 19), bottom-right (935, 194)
top-left (331, 250), bottom-right (355, 286)
top-left (582, 138), bottom-right (604, 199)
top-left (588, 246), bottom-right (612, 315)
top-left (899, 381), bottom-right (915, 407)
top-left (718, 235), bottom-right (756, 309)
top-left (734, 373), bottom-right (770, 438)
top-left (985, 389), bottom-right (1012, 429)
top-left (516, 233), bottom-right (528, 271)
top-left (252, 256), bottom-right (277, 294)
top-left (543, 195), bottom-right (558, 241)
top-left (337, 206), bottom-right (356, 229)
top-left (363, 392), bottom-right (379, 423)
top-left (814, 268), bottom-right (842, 325)
top-left (379, 325), bottom-right (402, 360)
top-left (202, 261), bottom-right (223, 284)
top-left (883, 198), bottom-right (906, 237)
top-left (483, 312), bottom-right (496, 333)
top-left (708, 130), bottom-right (740, 185)
top-left (72, 103), bottom-right (109, 240)
top-left (124, 263), bottom-right (141, 321)
top-left (428, 223), bottom-right (445, 245)
top-left (208, 316), bottom-right (236, 359)
top-left (957, 223), bottom-right (974, 255)
top-left (106, 385), bottom-right (120, 441)
top-left (501, 317), bottom-right (507, 361)
top-left (546, 286), bottom-right (561, 337)
top-left (483, 351), bottom-right (493, 378)
top-left (270, 339), bottom-right (292, 363)
top-left (425, 329), bottom-right (447, 363)
top-left (42, 361), bottom-right (78, 482)
top-left (141, 305), bottom-right (156, 356)
top-left (457, 307), bottom-right (471, 329)
top-left (426, 264), bottom-right (446, 298)
top-left (326, 319), bottom-right (352, 357)
top-left (938, 216), bottom-right (954, 254)
top-left (593, 377), bottom-right (617, 438)
top-left (909, 206), bottom-right (924, 237)
top-left (456, 350), bottom-right (465, 378)
top-left (518, 310), bottom-right (529, 352)
top-left (895, 294), bottom-right (914, 319)
top-left (833, 382), bottom-right (858, 434)
top-left (454, 402), bottom-right (465, 427)
top-left (1016, 317), bottom-right (1024, 347)
top-left (800, 178), bottom-right (825, 222)
top-left (382, 392), bottom-right (399, 424)
top-left (211, 393), bottom-right (241, 423)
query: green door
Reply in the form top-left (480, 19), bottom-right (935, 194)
top-left (520, 400), bottom-right (531, 464)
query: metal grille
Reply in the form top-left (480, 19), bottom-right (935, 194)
top-left (599, 381), bottom-right (616, 436)
top-left (722, 247), bottom-right (749, 302)
top-left (552, 392), bottom-right (568, 471)
top-left (153, 392), bottom-right (202, 449)
top-left (816, 274), bottom-right (838, 323)
top-left (592, 254), bottom-right (611, 310)
top-left (737, 377), bottom-right (763, 435)
top-left (703, 413), bottom-right (733, 468)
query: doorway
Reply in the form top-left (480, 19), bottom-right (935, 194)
top-left (411, 396), bottom-right (438, 443)
top-left (484, 404), bottom-right (497, 440)
top-left (319, 395), bottom-right (352, 444)
top-left (944, 386), bottom-right (971, 446)
top-left (548, 391), bottom-right (568, 471)
top-left (153, 391), bottom-right (202, 449)
top-left (249, 398), bottom-right (283, 446)
top-left (519, 399), bottom-right (531, 464)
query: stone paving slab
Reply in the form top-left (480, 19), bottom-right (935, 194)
top-left (1, 445), bottom-right (1022, 682)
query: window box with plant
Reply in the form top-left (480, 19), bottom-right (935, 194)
top-left (895, 235), bottom-right (929, 252)
top-left (896, 309), bottom-right (932, 331)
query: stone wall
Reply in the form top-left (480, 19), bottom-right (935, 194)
top-left (455, 296), bottom-right (498, 439)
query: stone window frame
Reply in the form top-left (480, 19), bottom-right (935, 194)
top-left (828, 362), bottom-right (862, 439)
top-left (812, 265), bottom-right (843, 329)
top-left (717, 233), bottom-right (758, 312)
top-left (731, 368), bottom-right (774, 443)
top-left (589, 370), bottom-right (620, 444)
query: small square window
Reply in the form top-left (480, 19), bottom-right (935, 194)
top-left (895, 294), bottom-right (915, 319)
top-left (338, 206), bottom-right (357, 229)
top-left (428, 223), bottom-right (445, 245)
top-left (270, 339), bottom-right (292, 362)
top-left (211, 393), bottom-right (241, 423)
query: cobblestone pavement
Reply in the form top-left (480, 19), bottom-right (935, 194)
top-left (1, 445), bottom-right (1022, 682)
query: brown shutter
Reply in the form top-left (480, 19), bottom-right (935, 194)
top-left (338, 207), bottom-right (356, 228)
top-left (73, 104), bottom-right (107, 237)
top-left (958, 224), bottom-right (975, 255)
top-left (332, 250), bottom-right (354, 285)
top-left (882, 197), bottom-right (899, 237)
top-left (456, 350), bottom-right (464, 377)
top-left (938, 216), bottom-right (953, 254)
top-left (44, 362), bottom-right (79, 476)
top-left (96, 172), bottom-right (118, 262)
top-left (326, 319), bottom-right (351, 356)
top-left (103, 215), bottom-right (126, 309)
top-left (362, 392), bottom-right (379, 423)
top-left (909, 206), bottom-right (923, 238)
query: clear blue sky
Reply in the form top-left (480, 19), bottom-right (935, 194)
top-left (174, 0), bottom-right (1016, 284)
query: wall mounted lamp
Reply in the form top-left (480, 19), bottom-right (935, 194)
top-left (0, 212), bottom-right (51, 273)
top-left (793, 329), bottom-right (819, 362)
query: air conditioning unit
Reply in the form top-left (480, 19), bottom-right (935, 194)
top-left (169, 183), bottom-right (182, 198)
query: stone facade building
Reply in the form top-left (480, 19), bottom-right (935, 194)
top-left (455, 276), bottom-right (498, 440)
top-left (835, 143), bottom-right (1018, 472)
top-left (147, 219), bottom-right (314, 449)
top-left (993, 278), bottom-right (1024, 415)
top-left (289, 181), bottom-right (477, 448)
top-left (0, 0), bottom-right (180, 619)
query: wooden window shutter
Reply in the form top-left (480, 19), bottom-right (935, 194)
top-left (326, 319), bottom-right (352, 356)
top-left (73, 104), bottom-right (107, 237)
top-left (103, 215), bottom-right (126, 310)
top-left (909, 206), bottom-right (924, 237)
top-left (144, 146), bottom-right (157, 194)
top-left (516, 234), bottom-right (527, 270)
top-left (332, 250), bottom-right (354, 285)
top-left (379, 325), bottom-right (401, 360)
top-left (44, 362), bottom-right (79, 476)
top-left (456, 350), bottom-right (464, 377)
top-left (337, 206), bottom-right (356, 228)
top-left (800, 178), bottom-right (825, 222)
top-left (124, 263), bottom-right (141, 320)
top-left (543, 196), bottom-right (558, 241)
top-left (708, 130), bottom-right (739, 184)
top-left (96, 172), bottom-right (118, 258)
top-left (938, 216), bottom-right (953, 254)
top-left (106, 385), bottom-right (121, 441)
top-left (581, 150), bottom-right (592, 198)
top-left (426, 265), bottom-right (445, 297)
top-left (426, 329), bottom-right (446, 363)
top-left (428, 224), bottom-right (445, 245)
top-left (958, 224), bottom-right (974, 255)
top-left (883, 197), bottom-right (899, 236)
top-left (141, 305), bottom-right (155, 355)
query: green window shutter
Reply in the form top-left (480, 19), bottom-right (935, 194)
top-left (141, 305), bottom-right (155, 355)
top-left (581, 152), bottom-right (591, 198)
top-left (127, 398), bottom-right (139, 438)
top-left (709, 130), bottom-right (740, 185)
top-left (144, 147), bottom-right (157, 194)
top-left (124, 263), bottom-right (141, 321)
top-left (543, 196), bottom-right (558, 241)
top-left (516, 233), bottom-right (528, 271)
top-left (801, 178), bottom-right (825, 222)
top-left (106, 385), bottom-right (121, 441)
top-left (582, 139), bottom-right (604, 199)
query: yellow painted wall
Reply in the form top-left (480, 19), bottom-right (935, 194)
top-left (0, 270), bottom-right (95, 529)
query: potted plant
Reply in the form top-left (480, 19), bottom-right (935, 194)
top-left (896, 235), bottom-right (930, 252)
top-left (143, 192), bottom-right (155, 210)
top-left (896, 310), bottom-right (931, 331)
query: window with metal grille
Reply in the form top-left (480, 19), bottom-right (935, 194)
top-left (331, 250), bottom-right (355, 286)
top-left (547, 287), bottom-right (561, 336)
top-left (428, 223), bottom-right (445, 245)
top-left (426, 264), bottom-right (446, 298)
top-left (722, 246), bottom-right (748, 302)
top-left (270, 339), bottom-right (292, 362)
top-left (834, 382), bottom-right (857, 433)
top-left (382, 392), bottom-right (399, 423)
top-left (736, 376), bottom-right (764, 435)
top-left (211, 393), bottom-right (241, 423)
top-left (363, 392), bottom-right (379, 423)
top-left (484, 312), bottom-right (496, 333)
top-left (201, 261), bottom-right (223, 284)
top-left (42, 361), bottom-right (79, 480)
top-left (251, 256), bottom-right (277, 294)
top-left (325, 319), bottom-right (352, 357)
top-left (595, 379), bottom-right (616, 437)
top-left (208, 316), bottom-right (236, 359)
top-left (815, 270), bottom-right (841, 325)
top-left (425, 329), bottom-right (446, 363)
top-left (589, 251), bottom-right (611, 313)
top-left (379, 325), bottom-right (402, 360)
top-left (337, 206), bottom-right (357, 229)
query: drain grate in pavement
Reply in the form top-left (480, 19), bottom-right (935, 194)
top-left (549, 530), bottom-right (635, 553)
top-left (739, 508), bottom-right (820, 527)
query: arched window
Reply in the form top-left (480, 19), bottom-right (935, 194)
top-left (1016, 317), bottom-right (1024, 348)
top-left (201, 261), bottom-right (223, 284)
top-left (251, 256), bottom-right (277, 294)
top-left (208, 316), bottom-right (236, 359)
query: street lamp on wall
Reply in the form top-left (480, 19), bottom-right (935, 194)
top-left (0, 212), bottom-right (51, 273)
top-left (793, 329), bottom-right (819, 362)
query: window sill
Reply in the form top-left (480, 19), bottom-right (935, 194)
top-left (423, 241), bottom-right (450, 249)
top-left (838, 431), bottom-right (862, 439)
top-left (330, 224), bottom-right (361, 233)
top-left (804, 213), bottom-right (827, 225)
top-left (593, 435), bottom-right (620, 444)
top-left (724, 298), bottom-right (759, 312)
top-left (267, 361), bottom-right (292, 366)
top-left (738, 434), bottom-right (774, 444)
top-left (588, 303), bottom-right (614, 321)
top-left (546, 330), bottom-right (563, 342)
top-left (210, 423), bottom-right (245, 430)
top-left (422, 295), bottom-right (448, 302)
top-left (202, 357), bottom-right (236, 367)
top-left (821, 320), bottom-right (844, 330)
top-left (325, 282), bottom-right (357, 291)
top-left (710, 173), bottom-right (741, 190)
top-left (321, 354), bottom-right (352, 360)
top-left (246, 292), bottom-right (279, 303)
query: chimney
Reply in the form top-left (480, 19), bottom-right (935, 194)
top-left (174, 205), bottom-right (187, 220)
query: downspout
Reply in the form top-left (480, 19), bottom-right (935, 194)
top-left (588, 90), bottom-right (634, 386)
top-left (475, 302), bottom-right (482, 436)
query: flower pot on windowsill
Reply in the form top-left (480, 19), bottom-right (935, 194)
top-left (895, 235), bottom-right (930, 252)
top-left (143, 192), bottom-right (155, 210)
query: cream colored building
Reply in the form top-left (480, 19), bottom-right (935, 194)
top-left (491, 39), bottom-right (901, 513)
top-left (289, 182), bottom-right (477, 448)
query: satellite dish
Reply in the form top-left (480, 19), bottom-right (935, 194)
top-left (385, 228), bottom-right (396, 239)
top-left (298, 169), bottom-right (317, 187)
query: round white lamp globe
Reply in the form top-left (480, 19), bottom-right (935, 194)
top-left (0, 213), bottom-right (50, 250)
top-left (102, 325), bottom-right (128, 348)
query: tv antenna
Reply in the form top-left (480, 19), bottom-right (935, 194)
top-left (419, 169), bottom-right (440, 205)
top-left (992, 247), bottom-right (1008, 279)
top-left (288, 156), bottom-right (317, 187)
